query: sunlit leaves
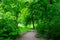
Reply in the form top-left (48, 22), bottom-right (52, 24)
top-left (0, 12), bottom-right (4, 19)
top-left (0, 0), bottom-right (20, 40)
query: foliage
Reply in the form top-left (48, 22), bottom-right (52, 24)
top-left (0, 17), bottom-right (20, 40)
top-left (20, 0), bottom-right (60, 40)
top-left (20, 27), bottom-right (32, 34)
top-left (0, 0), bottom-right (20, 40)
top-left (0, 0), bottom-right (60, 40)
top-left (35, 0), bottom-right (60, 40)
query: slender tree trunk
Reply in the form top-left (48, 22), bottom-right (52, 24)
top-left (32, 18), bottom-right (34, 29)
top-left (32, 12), bottom-right (35, 29)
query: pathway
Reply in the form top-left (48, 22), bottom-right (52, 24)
top-left (19, 30), bottom-right (45, 40)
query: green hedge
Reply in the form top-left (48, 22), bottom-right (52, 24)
top-left (36, 16), bottom-right (60, 40)
top-left (0, 18), bottom-right (20, 40)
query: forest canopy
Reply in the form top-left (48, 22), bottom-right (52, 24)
top-left (0, 0), bottom-right (60, 40)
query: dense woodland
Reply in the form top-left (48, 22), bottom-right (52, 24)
top-left (0, 0), bottom-right (60, 40)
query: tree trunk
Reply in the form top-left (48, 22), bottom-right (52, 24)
top-left (32, 13), bottom-right (35, 29)
top-left (32, 18), bottom-right (34, 29)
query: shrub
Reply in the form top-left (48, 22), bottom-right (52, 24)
top-left (0, 18), bottom-right (20, 40)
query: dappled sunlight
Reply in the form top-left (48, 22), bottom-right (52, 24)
top-left (18, 23), bottom-right (24, 27)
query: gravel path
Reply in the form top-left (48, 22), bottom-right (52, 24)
top-left (19, 30), bottom-right (45, 40)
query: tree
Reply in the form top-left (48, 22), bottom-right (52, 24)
top-left (0, 0), bottom-right (20, 40)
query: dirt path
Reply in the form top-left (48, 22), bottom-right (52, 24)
top-left (19, 30), bottom-right (45, 40)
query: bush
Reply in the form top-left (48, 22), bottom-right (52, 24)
top-left (0, 18), bottom-right (20, 40)
top-left (36, 17), bottom-right (60, 40)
